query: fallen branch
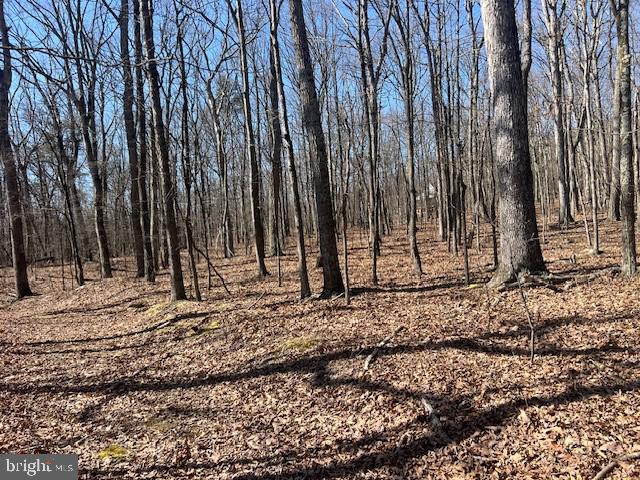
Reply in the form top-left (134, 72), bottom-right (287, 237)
top-left (245, 291), bottom-right (266, 310)
top-left (593, 451), bottom-right (640, 480)
top-left (497, 267), bottom-right (620, 292)
top-left (363, 326), bottom-right (405, 371)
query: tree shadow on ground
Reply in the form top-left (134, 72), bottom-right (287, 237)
top-left (2, 310), bottom-right (636, 397)
top-left (80, 374), bottom-right (639, 479)
top-left (22, 311), bottom-right (210, 347)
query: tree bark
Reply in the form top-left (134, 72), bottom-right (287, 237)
top-left (140, 0), bottom-right (186, 300)
top-left (120, 0), bottom-right (144, 277)
top-left (480, 0), bottom-right (546, 286)
top-left (0, 0), bottom-right (31, 297)
top-left (611, 0), bottom-right (636, 274)
top-left (288, 0), bottom-right (344, 296)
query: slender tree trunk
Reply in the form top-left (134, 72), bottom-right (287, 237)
top-left (0, 0), bottom-right (31, 297)
top-left (393, 2), bottom-right (422, 274)
top-left (228, 0), bottom-right (268, 277)
top-left (133, 0), bottom-right (154, 282)
top-left (140, 0), bottom-right (186, 300)
top-left (268, 49), bottom-right (283, 258)
top-left (609, 54), bottom-right (622, 221)
top-left (176, 13), bottom-right (201, 301)
top-left (542, 0), bottom-right (572, 227)
top-left (120, 0), bottom-right (144, 277)
top-left (269, 0), bottom-right (310, 298)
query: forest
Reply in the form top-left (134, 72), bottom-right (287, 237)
top-left (0, 0), bottom-right (639, 478)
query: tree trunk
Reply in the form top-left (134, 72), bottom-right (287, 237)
top-left (270, 0), bottom-right (310, 298)
top-left (480, 0), bottom-right (546, 286)
top-left (176, 11), bottom-right (201, 301)
top-left (228, 0), bottom-right (268, 277)
top-left (120, 0), bottom-right (144, 277)
top-left (542, 0), bottom-right (573, 227)
top-left (288, 0), bottom-right (344, 296)
top-left (140, 0), bottom-right (186, 300)
top-left (133, 0), bottom-right (154, 282)
top-left (0, 0), bottom-right (31, 297)
top-left (268, 49), bottom-right (283, 258)
top-left (612, 0), bottom-right (636, 274)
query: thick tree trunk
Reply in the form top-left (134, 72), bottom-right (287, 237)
top-left (0, 0), bottom-right (31, 297)
top-left (140, 0), bottom-right (186, 300)
top-left (288, 0), bottom-right (344, 296)
top-left (480, 0), bottom-right (546, 286)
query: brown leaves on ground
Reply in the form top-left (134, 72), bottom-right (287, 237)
top-left (0, 220), bottom-right (639, 479)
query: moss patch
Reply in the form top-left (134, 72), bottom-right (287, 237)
top-left (190, 319), bottom-right (221, 337)
top-left (282, 337), bottom-right (317, 352)
top-left (98, 444), bottom-right (128, 460)
top-left (146, 302), bottom-right (170, 318)
top-left (144, 417), bottom-right (174, 433)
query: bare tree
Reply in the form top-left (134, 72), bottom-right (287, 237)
top-left (133, 0), bottom-right (155, 282)
top-left (269, 0), bottom-right (310, 298)
top-left (227, 0), bottom-right (268, 277)
top-left (140, 0), bottom-right (186, 300)
top-left (542, 0), bottom-right (573, 227)
top-left (610, 0), bottom-right (636, 275)
top-left (288, 0), bottom-right (343, 297)
top-left (390, 0), bottom-right (422, 275)
top-left (0, 0), bottom-right (31, 297)
top-left (120, 0), bottom-right (145, 277)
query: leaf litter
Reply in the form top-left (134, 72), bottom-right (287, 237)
top-left (0, 220), bottom-right (638, 479)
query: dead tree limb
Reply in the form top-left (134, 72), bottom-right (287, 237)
top-left (593, 451), bottom-right (640, 480)
top-left (363, 326), bottom-right (405, 371)
top-left (193, 244), bottom-right (231, 295)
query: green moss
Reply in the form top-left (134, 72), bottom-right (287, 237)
top-left (190, 319), bottom-right (220, 337)
top-left (97, 444), bottom-right (128, 460)
top-left (282, 337), bottom-right (317, 352)
top-left (145, 417), bottom-right (173, 433)
top-left (146, 302), bottom-right (169, 318)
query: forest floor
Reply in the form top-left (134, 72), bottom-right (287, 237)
top-left (0, 219), bottom-right (639, 479)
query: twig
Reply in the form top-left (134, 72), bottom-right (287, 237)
top-left (514, 272), bottom-right (536, 364)
top-left (245, 291), bottom-right (266, 310)
top-left (593, 451), bottom-right (640, 480)
top-left (363, 326), bottom-right (405, 371)
top-left (192, 244), bottom-right (231, 295)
